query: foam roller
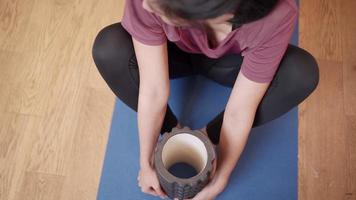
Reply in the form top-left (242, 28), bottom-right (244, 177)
top-left (154, 126), bottom-right (216, 200)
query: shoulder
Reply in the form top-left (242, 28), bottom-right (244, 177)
top-left (240, 0), bottom-right (298, 48)
top-left (246, 0), bottom-right (298, 31)
top-left (123, 0), bottom-right (163, 26)
top-left (270, 0), bottom-right (298, 24)
top-left (121, 0), bottom-right (168, 45)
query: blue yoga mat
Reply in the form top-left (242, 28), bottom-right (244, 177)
top-left (97, 3), bottom-right (299, 199)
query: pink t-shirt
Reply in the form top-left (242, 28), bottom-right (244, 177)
top-left (121, 0), bottom-right (298, 83)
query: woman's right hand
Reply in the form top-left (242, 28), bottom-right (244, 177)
top-left (137, 164), bottom-right (168, 199)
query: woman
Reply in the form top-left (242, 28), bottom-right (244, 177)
top-left (92, 0), bottom-right (319, 199)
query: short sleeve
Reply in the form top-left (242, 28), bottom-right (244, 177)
top-left (121, 0), bottom-right (167, 45)
top-left (240, 8), bottom-right (298, 83)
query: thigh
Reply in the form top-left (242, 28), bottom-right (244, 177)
top-left (253, 44), bottom-right (319, 127)
top-left (167, 41), bottom-right (198, 79)
top-left (93, 22), bottom-right (198, 86)
top-left (123, 37), bottom-right (197, 83)
top-left (190, 52), bottom-right (243, 87)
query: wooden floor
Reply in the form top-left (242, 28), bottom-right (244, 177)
top-left (298, 0), bottom-right (356, 199)
top-left (0, 0), bottom-right (354, 199)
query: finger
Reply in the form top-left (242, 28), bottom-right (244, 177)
top-left (146, 190), bottom-right (158, 196)
top-left (154, 186), bottom-right (164, 196)
top-left (192, 186), bottom-right (208, 200)
top-left (209, 159), bottom-right (217, 180)
top-left (145, 188), bottom-right (158, 197)
top-left (150, 154), bottom-right (155, 167)
top-left (161, 188), bottom-right (168, 197)
top-left (141, 186), bottom-right (158, 196)
top-left (154, 185), bottom-right (167, 198)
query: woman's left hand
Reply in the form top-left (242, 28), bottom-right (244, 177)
top-left (174, 155), bottom-right (228, 200)
top-left (173, 177), bottom-right (226, 200)
top-left (188, 157), bottom-right (225, 200)
top-left (186, 177), bottom-right (226, 200)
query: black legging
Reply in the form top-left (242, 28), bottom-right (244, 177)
top-left (92, 22), bottom-right (319, 145)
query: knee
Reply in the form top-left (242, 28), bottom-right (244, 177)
top-left (92, 22), bottom-right (133, 70)
top-left (282, 45), bottom-right (320, 95)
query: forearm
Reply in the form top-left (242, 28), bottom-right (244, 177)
top-left (195, 71), bottom-right (269, 198)
top-left (137, 91), bottom-right (168, 169)
top-left (214, 113), bottom-right (253, 185)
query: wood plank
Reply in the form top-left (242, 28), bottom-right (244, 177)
top-left (3, 0), bottom-right (123, 116)
top-left (14, 171), bottom-right (64, 200)
top-left (298, 59), bottom-right (351, 200)
top-left (0, 112), bottom-right (42, 200)
top-left (299, 0), bottom-right (356, 199)
top-left (299, 0), bottom-right (343, 62)
top-left (1, 0), bottom-right (121, 199)
top-left (341, 0), bottom-right (356, 116)
top-left (345, 115), bottom-right (356, 199)
top-left (0, 51), bottom-right (23, 114)
top-left (60, 87), bottom-right (115, 200)
top-left (0, 0), bottom-right (35, 52)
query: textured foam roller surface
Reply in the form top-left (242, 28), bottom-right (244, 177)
top-left (154, 127), bottom-right (216, 200)
top-left (97, 1), bottom-right (299, 199)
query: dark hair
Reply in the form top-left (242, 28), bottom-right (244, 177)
top-left (147, 0), bottom-right (280, 28)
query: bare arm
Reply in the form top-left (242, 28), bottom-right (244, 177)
top-left (131, 37), bottom-right (170, 169)
top-left (191, 71), bottom-right (271, 200)
top-left (210, 71), bottom-right (271, 193)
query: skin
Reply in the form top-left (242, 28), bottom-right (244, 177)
top-left (136, 1), bottom-right (272, 199)
top-left (142, 0), bottom-right (235, 46)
